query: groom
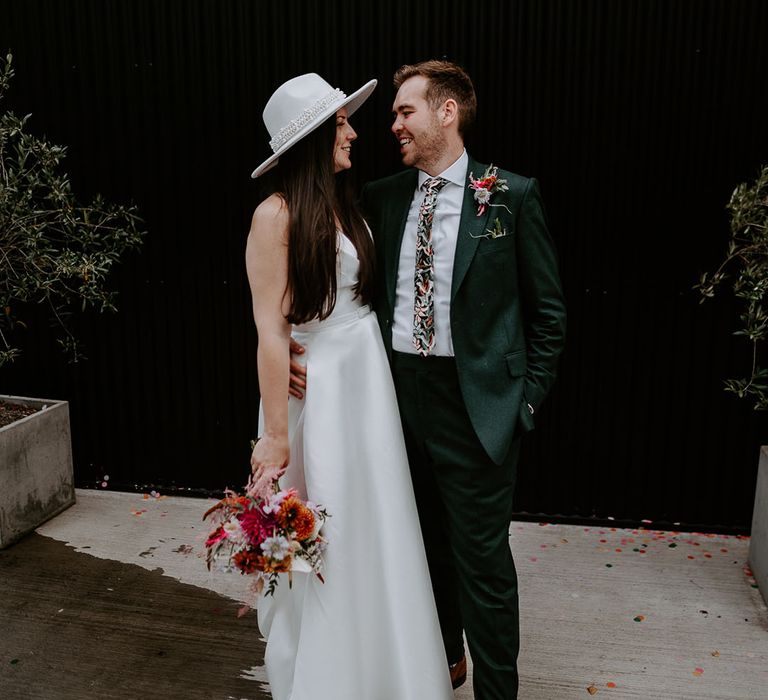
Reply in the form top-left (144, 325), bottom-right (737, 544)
top-left (361, 60), bottom-right (566, 699)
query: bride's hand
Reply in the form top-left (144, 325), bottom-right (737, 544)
top-left (249, 435), bottom-right (289, 498)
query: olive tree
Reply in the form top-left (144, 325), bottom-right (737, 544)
top-left (0, 52), bottom-right (145, 366)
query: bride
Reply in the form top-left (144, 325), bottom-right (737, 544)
top-left (245, 73), bottom-right (454, 699)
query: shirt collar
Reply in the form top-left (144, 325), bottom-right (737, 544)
top-left (417, 149), bottom-right (468, 190)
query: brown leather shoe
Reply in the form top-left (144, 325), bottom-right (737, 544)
top-left (449, 654), bottom-right (467, 689)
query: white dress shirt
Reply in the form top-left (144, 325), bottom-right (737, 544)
top-left (392, 150), bottom-right (468, 356)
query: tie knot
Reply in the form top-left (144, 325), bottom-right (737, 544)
top-left (422, 176), bottom-right (448, 194)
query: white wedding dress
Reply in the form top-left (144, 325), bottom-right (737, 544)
top-left (257, 233), bottom-right (454, 700)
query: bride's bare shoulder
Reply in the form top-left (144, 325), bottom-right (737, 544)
top-left (250, 193), bottom-right (289, 242)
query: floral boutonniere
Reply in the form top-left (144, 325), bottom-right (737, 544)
top-left (468, 164), bottom-right (509, 216)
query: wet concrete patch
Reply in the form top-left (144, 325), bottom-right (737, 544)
top-left (0, 533), bottom-right (269, 699)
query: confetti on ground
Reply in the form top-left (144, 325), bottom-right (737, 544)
top-left (605, 563), bottom-right (613, 568)
top-left (711, 650), bottom-right (720, 657)
top-left (633, 615), bottom-right (645, 622)
top-left (587, 685), bottom-right (598, 695)
top-left (10, 659), bottom-right (19, 665)
top-left (606, 682), bottom-right (616, 688)
top-left (693, 667), bottom-right (704, 677)
top-left (131, 509), bottom-right (147, 516)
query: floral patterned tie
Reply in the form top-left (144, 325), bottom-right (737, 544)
top-left (413, 176), bottom-right (448, 356)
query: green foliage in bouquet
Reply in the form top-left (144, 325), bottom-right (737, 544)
top-left (696, 165), bottom-right (768, 410)
top-left (0, 52), bottom-right (145, 366)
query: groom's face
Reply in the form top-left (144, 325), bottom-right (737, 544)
top-left (391, 76), bottom-right (445, 173)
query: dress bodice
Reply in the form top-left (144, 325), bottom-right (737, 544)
top-left (332, 232), bottom-right (363, 315)
top-left (293, 233), bottom-right (364, 331)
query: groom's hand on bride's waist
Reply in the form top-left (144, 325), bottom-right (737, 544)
top-left (289, 338), bottom-right (307, 399)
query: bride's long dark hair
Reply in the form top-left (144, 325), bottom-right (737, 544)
top-left (266, 116), bottom-right (375, 325)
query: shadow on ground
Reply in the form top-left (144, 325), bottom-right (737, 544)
top-left (0, 533), bottom-right (269, 699)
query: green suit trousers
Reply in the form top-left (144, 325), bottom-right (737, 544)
top-left (392, 351), bottom-right (521, 700)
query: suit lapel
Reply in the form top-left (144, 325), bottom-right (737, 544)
top-left (384, 170), bottom-right (419, 312)
top-left (451, 157), bottom-right (492, 300)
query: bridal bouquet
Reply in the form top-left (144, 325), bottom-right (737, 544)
top-left (203, 479), bottom-right (329, 596)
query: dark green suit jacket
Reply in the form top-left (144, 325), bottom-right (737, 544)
top-left (362, 156), bottom-right (566, 465)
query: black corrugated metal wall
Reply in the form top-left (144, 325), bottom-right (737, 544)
top-left (1, 0), bottom-right (766, 530)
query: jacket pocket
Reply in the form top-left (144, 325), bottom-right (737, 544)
top-left (505, 349), bottom-right (527, 377)
top-left (476, 232), bottom-right (515, 256)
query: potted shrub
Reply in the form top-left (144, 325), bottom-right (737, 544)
top-left (697, 164), bottom-right (767, 602)
top-left (0, 52), bottom-right (144, 547)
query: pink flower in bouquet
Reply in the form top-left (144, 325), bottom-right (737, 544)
top-left (222, 519), bottom-right (245, 545)
top-left (238, 504), bottom-right (274, 547)
top-left (205, 525), bottom-right (227, 548)
top-left (262, 487), bottom-right (296, 515)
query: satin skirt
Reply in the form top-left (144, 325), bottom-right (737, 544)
top-left (257, 306), bottom-right (453, 700)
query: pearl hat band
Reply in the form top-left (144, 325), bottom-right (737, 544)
top-left (251, 73), bottom-right (377, 178)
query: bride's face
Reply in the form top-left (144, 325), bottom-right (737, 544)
top-left (333, 108), bottom-right (357, 173)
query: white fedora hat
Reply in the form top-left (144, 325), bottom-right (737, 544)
top-left (251, 73), bottom-right (377, 178)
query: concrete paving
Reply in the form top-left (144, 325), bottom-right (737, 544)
top-left (1, 489), bottom-right (766, 699)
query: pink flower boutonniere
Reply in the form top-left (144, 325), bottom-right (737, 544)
top-left (468, 164), bottom-right (509, 216)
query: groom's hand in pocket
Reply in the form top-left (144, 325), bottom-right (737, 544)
top-left (289, 338), bottom-right (307, 399)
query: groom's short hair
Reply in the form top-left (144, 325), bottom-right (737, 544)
top-left (393, 60), bottom-right (477, 136)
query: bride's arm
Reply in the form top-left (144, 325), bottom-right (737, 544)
top-left (245, 195), bottom-right (292, 495)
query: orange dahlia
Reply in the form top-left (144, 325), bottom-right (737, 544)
top-left (233, 549), bottom-right (261, 574)
top-left (277, 497), bottom-right (316, 540)
top-left (258, 554), bottom-right (292, 573)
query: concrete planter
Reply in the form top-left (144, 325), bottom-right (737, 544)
top-left (749, 446), bottom-right (768, 604)
top-left (0, 394), bottom-right (76, 549)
